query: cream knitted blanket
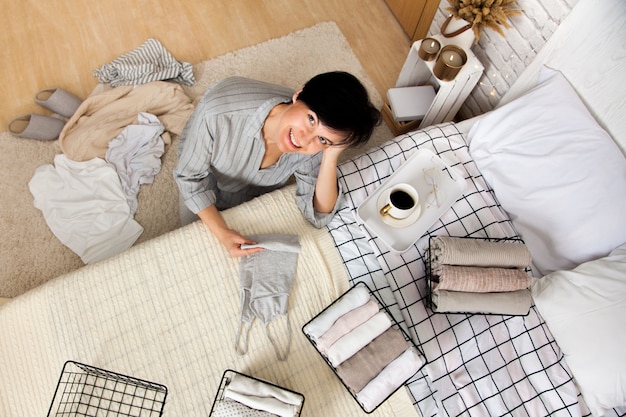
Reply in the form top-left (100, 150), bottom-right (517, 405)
top-left (0, 185), bottom-right (417, 417)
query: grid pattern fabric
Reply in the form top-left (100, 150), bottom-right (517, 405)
top-left (328, 123), bottom-right (594, 417)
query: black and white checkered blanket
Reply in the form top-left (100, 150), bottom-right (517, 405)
top-left (327, 123), bottom-right (595, 417)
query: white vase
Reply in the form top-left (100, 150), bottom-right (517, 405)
top-left (440, 15), bottom-right (475, 50)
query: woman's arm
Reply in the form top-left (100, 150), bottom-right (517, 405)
top-left (197, 205), bottom-right (264, 257)
top-left (313, 145), bottom-right (347, 213)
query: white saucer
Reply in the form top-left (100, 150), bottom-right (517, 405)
top-left (377, 189), bottom-right (422, 228)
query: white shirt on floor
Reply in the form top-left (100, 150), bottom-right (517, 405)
top-left (29, 154), bottom-right (143, 264)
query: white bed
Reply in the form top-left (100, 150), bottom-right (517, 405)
top-left (1, 0), bottom-right (625, 416)
top-left (328, 2), bottom-right (625, 415)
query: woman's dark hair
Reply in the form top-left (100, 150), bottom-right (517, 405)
top-left (296, 71), bottom-right (381, 148)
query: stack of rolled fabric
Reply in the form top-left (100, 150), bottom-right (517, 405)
top-left (303, 285), bottom-right (424, 413)
top-left (429, 236), bottom-right (533, 315)
top-left (213, 372), bottom-right (303, 417)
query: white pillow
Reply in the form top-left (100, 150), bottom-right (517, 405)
top-left (468, 67), bottom-right (626, 276)
top-left (531, 243), bottom-right (626, 416)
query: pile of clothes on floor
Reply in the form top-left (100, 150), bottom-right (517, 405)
top-left (12, 39), bottom-right (196, 263)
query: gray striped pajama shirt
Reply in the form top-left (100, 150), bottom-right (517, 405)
top-left (174, 77), bottom-right (342, 228)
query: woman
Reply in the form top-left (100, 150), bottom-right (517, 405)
top-left (175, 71), bottom-right (380, 257)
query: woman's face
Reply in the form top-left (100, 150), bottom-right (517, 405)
top-left (272, 93), bottom-right (347, 155)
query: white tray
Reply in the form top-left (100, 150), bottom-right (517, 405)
top-left (356, 149), bottom-right (466, 252)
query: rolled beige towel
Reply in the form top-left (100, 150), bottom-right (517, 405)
top-left (430, 236), bottom-right (531, 270)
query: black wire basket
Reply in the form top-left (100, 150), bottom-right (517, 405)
top-left (47, 361), bottom-right (167, 417)
top-left (426, 235), bottom-right (531, 316)
top-left (301, 282), bottom-right (424, 414)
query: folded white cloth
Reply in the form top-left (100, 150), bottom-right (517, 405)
top-left (356, 346), bottom-right (425, 413)
top-left (223, 373), bottom-right (301, 417)
top-left (303, 285), bottom-right (370, 340)
top-left (326, 311), bottom-right (392, 367)
top-left (223, 391), bottom-right (297, 417)
top-left (29, 154), bottom-right (143, 264)
top-left (211, 398), bottom-right (276, 417)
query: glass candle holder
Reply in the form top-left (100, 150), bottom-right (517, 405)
top-left (433, 45), bottom-right (467, 81)
top-left (418, 38), bottom-right (440, 61)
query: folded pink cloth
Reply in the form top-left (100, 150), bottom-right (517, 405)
top-left (316, 298), bottom-right (379, 354)
top-left (433, 265), bottom-right (531, 293)
top-left (326, 311), bottom-right (392, 367)
top-left (335, 327), bottom-right (409, 393)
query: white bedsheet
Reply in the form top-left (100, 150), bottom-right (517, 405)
top-left (0, 185), bottom-right (417, 417)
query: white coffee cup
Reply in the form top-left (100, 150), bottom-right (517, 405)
top-left (379, 183), bottom-right (419, 220)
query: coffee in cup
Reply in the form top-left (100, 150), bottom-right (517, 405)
top-left (380, 183), bottom-right (420, 220)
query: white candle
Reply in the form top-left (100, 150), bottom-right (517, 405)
top-left (443, 50), bottom-right (463, 67)
top-left (418, 37), bottom-right (440, 61)
top-left (433, 45), bottom-right (467, 81)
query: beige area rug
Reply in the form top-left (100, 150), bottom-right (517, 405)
top-left (0, 21), bottom-right (393, 298)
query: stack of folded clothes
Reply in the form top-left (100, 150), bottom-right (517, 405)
top-left (211, 371), bottom-right (304, 417)
top-left (429, 236), bottom-right (533, 315)
top-left (303, 285), bottom-right (425, 412)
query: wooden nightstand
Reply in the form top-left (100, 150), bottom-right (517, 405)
top-left (384, 35), bottom-right (484, 133)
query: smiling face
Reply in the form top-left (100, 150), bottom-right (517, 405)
top-left (265, 92), bottom-right (348, 155)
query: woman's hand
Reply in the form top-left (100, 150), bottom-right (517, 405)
top-left (197, 205), bottom-right (264, 258)
top-left (216, 227), bottom-right (265, 258)
top-left (323, 142), bottom-right (348, 160)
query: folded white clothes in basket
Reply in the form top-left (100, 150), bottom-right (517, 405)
top-left (210, 398), bottom-right (275, 417)
top-left (222, 373), bottom-right (302, 417)
top-left (303, 283), bottom-right (427, 413)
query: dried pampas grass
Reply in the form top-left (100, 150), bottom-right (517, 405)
top-left (445, 0), bottom-right (521, 40)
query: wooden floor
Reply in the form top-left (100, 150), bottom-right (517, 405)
top-left (0, 0), bottom-right (413, 131)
